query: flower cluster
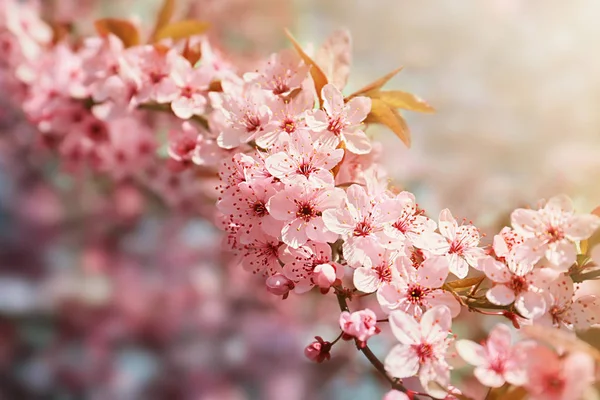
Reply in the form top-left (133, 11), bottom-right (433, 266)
top-left (2, 1), bottom-right (600, 399)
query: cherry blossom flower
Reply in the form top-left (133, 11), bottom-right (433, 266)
top-left (217, 180), bottom-right (283, 243)
top-left (511, 194), bottom-right (600, 271)
top-left (524, 346), bottom-right (595, 400)
top-left (339, 308), bottom-right (380, 346)
top-left (334, 141), bottom-right (382, 186)
top-left (492, 226), bottom-right (524, 260)
top-left (218, 152), bottom-right (257, 188)
top-left (244, 49), bottom-right (309, 96)
top-left (433, 209), bottom-right (485, 278)
top-left (322, 184), bottom-right (401, 267)
top-left (280, 241), bottom-right (343, 293)
top-left (155, 54), bottom-right (211, 119)
top-left (456, 323), bottom-right (532, 388)
top-left (132, 45), bottom-right (175, 104)
top-left (377, 254), bottom-right (460, 318)
top-left (533, 274), bottom-right (599, 331)
top-left (384, 191), bottom-right (437, 248)
top-left (268, 184), bottom-right (345, 248)
top-left (265, 130), bottom-right (344, 188)
top-left (384, 306), bottom-right (454, 397)
top-left (167, 122), bottom-right (200, 163)
top-left (89, 49), bottom-right (144, 120)
top-left (259, 93), bottom-right (313, 148)
top-left (214, 82), bottom-right (272, 148)
top-left (237, 233), bottom-right (283, 276)
top-left (306, 84), bottom-right (372, 154)
top-left (353, 249), bottom-right (401, 294)
top-left (481, 256), bottom-right (550, 319)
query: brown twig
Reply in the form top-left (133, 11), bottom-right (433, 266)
top-left (335, 293), bottom-right (408, 393)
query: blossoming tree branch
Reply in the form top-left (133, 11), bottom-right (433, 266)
top-left (3, 0), bottom-right (600, 399)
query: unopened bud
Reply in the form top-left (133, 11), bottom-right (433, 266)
top-left (313, 263), bottom-right (337, 290)
top-left (266, 274), bottom-right (294, 299)
top-left (503, 311), bottom-right (521, 329)
top-left (304, 336), bottom-right (332, 363)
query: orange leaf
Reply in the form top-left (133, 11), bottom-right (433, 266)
top-left (497, 387), bottom-right (527, 400)
top-left (366, 98), bottom-right (411, 147)
top-left (50, 21), bottom-right (70, 44)
top-left (182, 39), bottom-right (202, 65)
top-left (446, 276), bottom-right (485, 290)
top-left (347, 66), bottom-right (403, 99)
top-left (153, 20), bottom-right (210, 42)
top-left (284, 29), bottom-right (328, 106)
top-left (94, 18), bottom-right (140, 48)
top-left (377, 90), bottom-right (434, 113)
top-left (150, 0), bottom-right (176, 42)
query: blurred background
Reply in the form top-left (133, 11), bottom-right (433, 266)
top-left (1, 0), bottom-right (600, 399)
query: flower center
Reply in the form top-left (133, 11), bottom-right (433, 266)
top-left (410, 248), bottom-right (425, 269)
top-left (297, 162), bottom-right (314, 177)
top-left (296, 202), bottom-right (317, 221)
top-left (87, 121), bottom-right (108, 142)
top-left (181, 86), bottom-right (194, 98)
top-left (252, 201), bottom-right (267, 217)
top-left (149, 71), bottom-right (166, 84)
top-left (244, 114), bottom-right (262, 133)
top-left (489, 358), bottom-right (505, 374)
top-left (406, 284), bottom-right (428, 304)
top-left (413, 343), bottom-right (434, 363)
top-left (271, 76), bottom-right (289, 95)
top-left (546, 226), bottom-right (565, 243)
top-left (393, 214), bottom-right (416, 234)
top-left (448, 239), bottom-right (464, 255)
top-left (266, 243), bottom-right (279, 258)
top-left (353, 219), bottom-right (373, 237)
top-left (550, 305), bottom-right (570, 326)
top-left (175, 139), bottom-right (196, 157)
top-left (508, 275), bottom-right (528, 294)
top-left (544, 375), bottom-right (565, 393)
top-left (281, 117), bottom-right (296, 133)
top-left (327, 117), bottom-right (344, 136)
top-left (374, 263), bottom-right (392, 284)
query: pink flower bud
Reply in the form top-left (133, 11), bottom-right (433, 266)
top-left (502, 311), bottom-right (521, 329)
top-left (339, 308), bottom-right (380, 346)
top-left (383, 390), bottom-right (411, 400)
top-left (313, 263), bottom-right (337, 290)
top-left (304, 336), bottom-right (331, 363)
top-left (266, 274), bottom-right (294, 298)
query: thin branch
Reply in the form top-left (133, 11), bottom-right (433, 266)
top-left (335, 293), bottom-right (408, 393)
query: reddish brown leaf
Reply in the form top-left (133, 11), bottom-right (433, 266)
top-left (366, 98), bottom-right (411, 147)
top-left (94, 18), bottom-right (140, 48)
top-left (182, 39), bottom-right (202, 65)
top-left (284, 29), bottom-right (329, 106)
top-left (153, 20), bottom-right (210, 42)
top-left (377, 90), bottom-right (434, 113)
top-left (150, 0), bottom-right (176, 42)
top-left (347, 66), bottom-right (403, 99)
top-left (446, 276), bottom-right (485, 290)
